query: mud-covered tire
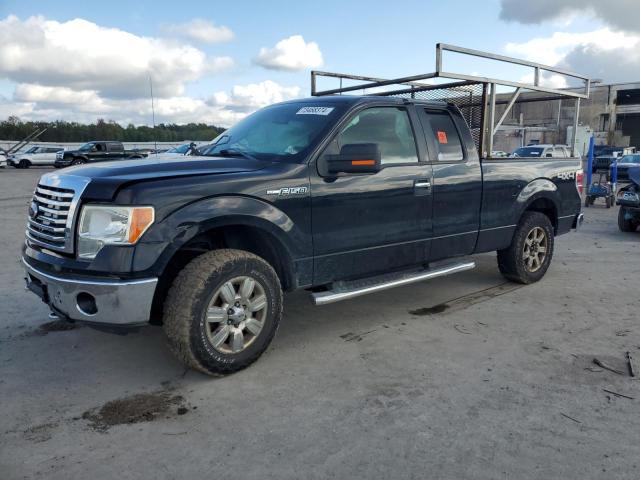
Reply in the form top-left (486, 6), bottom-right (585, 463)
top-left (162, 249), bottom-right (283, 376)
top-left (618, 207), bottom-right (638, 232)
top-left (497, 211), bottom-right (555, 284)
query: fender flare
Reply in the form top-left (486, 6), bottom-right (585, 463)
top-left (133, 195), bottom-right (307, 277)
top-left (515, 178), bottom-right (561, 227)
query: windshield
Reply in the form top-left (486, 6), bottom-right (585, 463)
top-left (620, 154), bottom-right (640, 164)
top-left (25, 146), bottom-right (39, 154)
top-left (78, 143), bottom-right (94, 152)
top-left (512, 147), bottom-right (544, 157)
top-left (167, 144), bottom-right (190, 154)
top-left (200, 102), bottom-right (346, 162)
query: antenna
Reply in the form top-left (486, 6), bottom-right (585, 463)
top-left (149, 74), bottom-right (157, 155)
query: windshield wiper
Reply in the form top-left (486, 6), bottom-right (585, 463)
top-left (215, 148), bottom-right (257, 161)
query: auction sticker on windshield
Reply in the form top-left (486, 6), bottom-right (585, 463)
top-left (296, 107), bottom-right (335, 115)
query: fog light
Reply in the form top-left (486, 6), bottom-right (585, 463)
top-left (76, 292), bottom-right (98, 316)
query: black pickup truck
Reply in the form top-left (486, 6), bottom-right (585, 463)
top-left (54, 141), bottom-right (147, 167)
top-left (22, 95), bottom-right (583, 375)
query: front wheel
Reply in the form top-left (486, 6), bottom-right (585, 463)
top-left (71, 158), bottom-right (85, 166)
top-left (163, 249), bottom-right (283, 376)
top-left (497, 211), bottom-right (555, 284)
top-left (18, 159), bottom-right (30, 169)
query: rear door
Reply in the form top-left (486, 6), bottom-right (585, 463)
top-left (39, 148), bottom-right (60, 164)
top-left (417, 106), bottom-right (482, 260)
top-left (311, 104), bottom-right (433, 284)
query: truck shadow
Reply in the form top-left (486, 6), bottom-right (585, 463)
top-left (5, 254), bottom-right (505, 388)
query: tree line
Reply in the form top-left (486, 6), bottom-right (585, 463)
top-left (0, 117), bottom-right (224, 142)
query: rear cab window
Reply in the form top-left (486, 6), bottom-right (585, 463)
top-left (108, 142), bottom-right (124, 152)
top-left (420, 108), bottom-right (464, 162)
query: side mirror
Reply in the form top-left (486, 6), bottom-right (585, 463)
top-left (325, 143), bottom-right (381, 175)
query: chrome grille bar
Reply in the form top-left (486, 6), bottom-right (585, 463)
top-left (25, 173), bottom-right (91, 254)
top-left (35, 186), bottom-right (74, 198)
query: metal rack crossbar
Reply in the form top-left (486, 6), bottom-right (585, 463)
top-left (311, 43), bottom-right (591, 157)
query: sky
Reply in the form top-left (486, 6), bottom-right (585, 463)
top-left (0, 0), bottom-right (638, 127)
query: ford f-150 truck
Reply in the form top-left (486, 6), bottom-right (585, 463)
top-left (21, 46), bottom-right (588, 375)
top-left (54, 141), bottom-right (146, 167)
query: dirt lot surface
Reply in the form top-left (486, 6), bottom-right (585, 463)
top-left (1, 167), bottom-right (639, 479)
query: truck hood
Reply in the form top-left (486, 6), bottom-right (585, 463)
top-left (42, 155), bottom-right (271, 200)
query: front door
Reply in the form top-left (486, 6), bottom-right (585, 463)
top-left (311, 105), bottom-right (433, 285)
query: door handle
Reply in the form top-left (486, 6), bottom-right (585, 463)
top-left (415, 181), bottom-right (431, 189)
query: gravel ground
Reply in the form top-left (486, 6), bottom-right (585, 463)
top-left (1, 167), bottom-right (639, 479)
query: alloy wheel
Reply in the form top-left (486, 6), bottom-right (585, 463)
top-left (204, 276), bottom-right (268, 354)
top-left (523, 226), bottom-right (547, 272)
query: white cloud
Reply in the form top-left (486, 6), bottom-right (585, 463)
top-left (0, 15), bottom-right (233, 99)
top-left (211, 80), bottom-right (301, 112)
top-left (15, 84), bottom-right (101, 106)
top-left (519, 73), bottom-right (570, 89)
top-left (505, 28), bottom-right (640, 83)
top-left (4, 81), bottom-right (302, 128)
top-left (253, 35), bottom-right (323, 71)
top-left (0, 16), bottom-right (306, 128)
top-left (162, 19), bottom-right (234, 44)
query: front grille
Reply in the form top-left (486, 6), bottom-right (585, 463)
top-left (26, 184), bottom-right (75, 251)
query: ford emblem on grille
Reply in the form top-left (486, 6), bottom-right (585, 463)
top-left (28, 200), bottom-right (38, 219)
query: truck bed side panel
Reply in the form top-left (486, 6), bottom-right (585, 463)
top-left (475, 158), bottom-right (581, 253)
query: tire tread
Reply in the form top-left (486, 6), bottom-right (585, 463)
top-left (162, 249), bottom-right (282, 376)
top-left (497, 211), bottom-right (554, 285)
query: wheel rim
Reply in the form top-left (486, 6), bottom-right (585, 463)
top-left (204, 276), bottom-right (268, 354)
top-left (523, 226), bottom-right (548, 272)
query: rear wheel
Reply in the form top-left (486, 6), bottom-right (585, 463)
top-left (618, 207), bottom-right (638, 232)
top-left (163, 249), bottom-right (283, 376)
top-left (497, 211), bottom-right (555, 284)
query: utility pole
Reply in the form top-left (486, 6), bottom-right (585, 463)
top-left (149, 75), bottom-right (157, 154)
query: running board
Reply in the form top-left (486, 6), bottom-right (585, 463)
top-left (311, 260), bottom-right (476, 306)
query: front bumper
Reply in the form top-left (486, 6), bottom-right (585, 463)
top-left (23, 258), bottom-right (158, 326)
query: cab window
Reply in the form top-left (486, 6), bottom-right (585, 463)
top-left (423, 109), bottom-right (464, 162)
top-left (336, 107), bottom-right (419, 165)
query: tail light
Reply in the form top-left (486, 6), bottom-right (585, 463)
top-left (576, 170), bottom-right (584, 195)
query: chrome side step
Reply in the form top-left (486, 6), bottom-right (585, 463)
top-left (312, 260), bottom-right (476, 306)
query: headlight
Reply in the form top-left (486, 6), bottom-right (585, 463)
top-left (77, 205), bottom-right (154, 259)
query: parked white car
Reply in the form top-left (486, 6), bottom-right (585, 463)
top-left (9, 146), bottom-right (65, 168)
top-left (0, 151), bottom-right (7, 168)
